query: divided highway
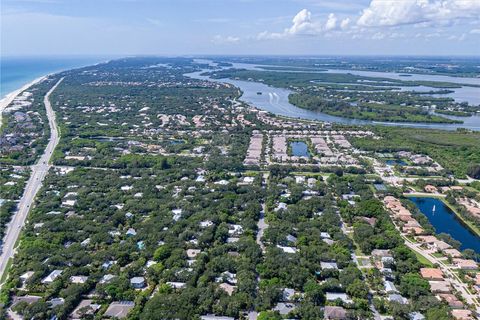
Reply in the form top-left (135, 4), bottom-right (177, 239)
top-left (0, 78), bottom-right (64, 284)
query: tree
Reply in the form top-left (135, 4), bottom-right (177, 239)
top-left (399, 273), bottom-right (430, 299)
top-left (258, 311), bottom-right (282, 320)
top-left (347, 279), bottom-right (369, 299)
top-left (425, 307), bottom-right (451, 320)
top-left (467, 164), bottom-right (480, 179)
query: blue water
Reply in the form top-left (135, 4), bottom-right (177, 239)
top-left (386, 159), bottom-right (407, 166)
top-left (409, 197), bottom-right (480, 253)
top-left (291, 141), bottom-right (310, 157)
top-left (1, 56), bottom-right (110, 98)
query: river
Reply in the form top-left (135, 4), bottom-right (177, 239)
top-left (409, 197), bottom-right (480, 254)
top-left (187, 65), bottom-right (480, 131)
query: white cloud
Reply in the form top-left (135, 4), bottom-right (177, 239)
top-left (470, 28), bottom-right (480, 34)
top-left (357, 0), bottom-right (480, 27)
top-left (340, 18), bottom-right (350, 30)
top-left (324, 13), bottom-right (337, 31)
top-left (287, 9), bottom-right (319, 35)
top-left (257, 9), bottom-right (320, 39)
top-left (257, 9), bottom-right (344, 39)
top-left (212, 35), bottom-right (240, 44)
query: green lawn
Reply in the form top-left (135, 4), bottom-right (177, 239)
top-left (413, 250), bottom-right (434, 267)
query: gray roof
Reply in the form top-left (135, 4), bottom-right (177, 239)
top-left (104, 301), bottom-right (135, 318)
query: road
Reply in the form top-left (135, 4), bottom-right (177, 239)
top-left (401, 234), bottom-right (480, 310)
top-left (0, 78), bottom-right (63, 285)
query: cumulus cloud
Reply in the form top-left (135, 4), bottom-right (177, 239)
top-left (470, 28), bottom-right (480, 34)
top-left (257, 9), bottom-right (342, 39)
top-left (287, 9), bottom-right (320, 35)
top-left (357, 0), bottom-right (480, 27)
top-left (340, 18), bottom-right (350, 30)
top-left (324, 13), bottom-right (337, 31)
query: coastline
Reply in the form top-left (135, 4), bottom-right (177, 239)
top-left (0, 58), bottom-right (111, 130)
top-left (0, 76), bottom-right (47, 129)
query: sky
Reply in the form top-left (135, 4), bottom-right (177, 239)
top-left (2, 0), bottom-right (480, 56)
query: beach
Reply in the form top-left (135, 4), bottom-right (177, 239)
top-left (0, 76), bottom-right (46, 129)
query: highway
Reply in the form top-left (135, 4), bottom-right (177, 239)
top-left (0, 78), bottom-right (64, 285)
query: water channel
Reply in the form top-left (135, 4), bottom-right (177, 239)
top-left (187, 60), bottom-right (480, 131)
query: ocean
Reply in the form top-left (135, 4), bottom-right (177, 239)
top-left (1, 56), bottom-right (111, 98)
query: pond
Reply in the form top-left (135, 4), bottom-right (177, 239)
top-left (290, 141), bottom-right (310, 157)
top-left (409, 197), bottom-right (480, 254)
top-left (385, 159), bottom-right (407, 166)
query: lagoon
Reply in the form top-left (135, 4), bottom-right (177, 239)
top-left (409, 197), bottom-right (480, 254)
top-left (187, 62), bottom-right (480, 131)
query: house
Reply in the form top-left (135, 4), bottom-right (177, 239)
top-left (200, 315), bottom-right (235, 320)
top-left (11, 295), bottom-right (41, 308)
top-left (388, 294), bottom-right (408, 304)
top-left (451, 309), bottom-right (474, 320)
top-left (273, 302), bottom-right (297, 315)
top-left (42, 270), bottom-right (63, 284)
top-left (409, 312), bottom-right (425, 320)
top-left (70, 276), bottom-right (88, 284)
top-left (48, 298), bottom-right (65, 308)
top-left (103, 301), bottom-right (135, 319)
top-left (428, 281), bottom-right (451, 293)
top-left (443, 248), bottom-right (462, 258)
top-left (216, 271), bottom-right (237, 284)
top-left (320, 232), bottom-right (331, 239)
top-left (126, 228), bottom-right (137, 236)
top-left (282, 288), bottom-right (296, 301)
top-left (326, 292), bottom-right (352, 304)
top-left (433, 240), bottom-right (451, 251)
top-left (384, 280), bottom-right (398, 293)
top-left (321, 262), bottom-right (339, 270)
top-left (371, 249), bottom-right (392, 259)
top-left (454, 259), bottom-right (478, 270)
top-left (200, 220), bottom-right (214, 228)
top-left (218, 283), bottom-right (236, 296)
top-left (438, 294), bottom-right (464, 309)
top-left (424, 185), bottom-right (438, 193)
top-left (276, 245), bottom-right (297, 254)
top-left (187, 249), bottom-right (201, 258)
top-left (172, 209), bottom-right (183, 221)
top-left (324, 306), bottom-right (347, 320)
top-left (420, 268), bottom-right (444, 281)
top-left (286, 234), bottom-right (297, 243)
top-left (228, 224), bottom-right (243, 235)
top-left (19, 271), bottom-right (34, 283)
top-left (416, 235), bottom-right (438, 244)
top-left (167, 281), bottom-right (186, 289)
top-left (70, 299), bottom-right (101, 319)
top-left (100, 274), bottom-right (116, 284)
top-left (130, 276), bottom-right (145, 289)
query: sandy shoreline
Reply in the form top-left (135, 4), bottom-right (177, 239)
top-left (0, 58), bottom-right (113, 130)
top-left (0, 76), bottom-right (47, 129)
